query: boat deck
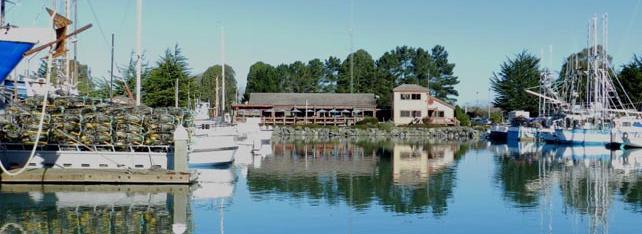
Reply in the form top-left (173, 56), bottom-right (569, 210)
top-left (0, 168), bottom-right (194, 184)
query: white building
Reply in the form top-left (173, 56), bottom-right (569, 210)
top-left (392, 84), bottom-right (457, 126)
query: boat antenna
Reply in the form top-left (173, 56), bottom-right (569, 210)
top-left (135, 0), bottom-right (142, 106)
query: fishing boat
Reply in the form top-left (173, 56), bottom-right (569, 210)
top-left (526, 15), bottom-right (637, 146)
top-left (610, 117), bottom-right (642, 148)
top-left (489, 124), bottom-right (508, 141)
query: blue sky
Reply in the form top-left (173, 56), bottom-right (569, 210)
top-left (5, 0), bottom-right (642, 105)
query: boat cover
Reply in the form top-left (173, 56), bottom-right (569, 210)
top-left (0, 40), bottom-right (35, 82)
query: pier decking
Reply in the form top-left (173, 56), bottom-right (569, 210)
top-left (0, 168), bottom-right (194, 184)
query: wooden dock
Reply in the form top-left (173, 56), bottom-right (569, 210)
top-left (0, 168), bottom-right (195, 184)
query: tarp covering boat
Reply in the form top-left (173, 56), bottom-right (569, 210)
top-left (0, 40), bottom-right (34, 82)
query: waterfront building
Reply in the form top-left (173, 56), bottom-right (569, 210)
top-left (392, 84), bottom-right (457, 126)
top-left (232, 93), bottom-right (377, 126)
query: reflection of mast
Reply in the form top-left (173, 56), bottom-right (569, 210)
top-left (220, 199), bottom-right (225, 234)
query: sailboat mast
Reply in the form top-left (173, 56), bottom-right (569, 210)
top-left (65, 0), bottom-right (71, 92)
top-left (349, 0), bottom-right (354, 94)
top-left (135, 0), bottom-right (142, 106)
top-left (1, 0), bottom-right (6, 27)
top-left (73, 0), bottom-right (78, 86)
top-left (220, 26), bottom-right (225, 117)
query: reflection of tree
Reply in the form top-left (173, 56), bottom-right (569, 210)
top-left (620, 179), bottom-right (642, 213)
top-left (494, 156), bottom-right (541, 208)
top-left (0, 205), bottom-right (173, 233)
top-left (247, 142), bottom-right (470, 216)
top-left (374, 154), bottom-right (458, 215)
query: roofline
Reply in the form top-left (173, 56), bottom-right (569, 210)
top-left (429, 96), bottom-right (455, 109)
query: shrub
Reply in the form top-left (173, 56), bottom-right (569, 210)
top-left (377, 122), bottom-right (394, 132)
top-left (455, 105), bottom-right (471, 126)
top-left (355, 117), bottom-right (379, 126)
top-left (490, 112), bottom-right (503, 124)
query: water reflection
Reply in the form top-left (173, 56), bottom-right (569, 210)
top-left (0, 184), bottom-right (190, 233)
top-left (494, 142), bottom-right (642, 233)
top-left (247, 140), bottom-right (472, 216)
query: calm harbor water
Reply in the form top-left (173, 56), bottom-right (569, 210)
top-left (1, 140), bottom-right (642, 233)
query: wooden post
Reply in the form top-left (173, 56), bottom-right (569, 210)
top-left (172, 125), bottom-right (189, 172)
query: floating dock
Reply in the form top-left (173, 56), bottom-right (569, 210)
top-left (0, 168), bottom-right (194, 184)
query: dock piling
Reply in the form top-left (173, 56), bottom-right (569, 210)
top-left (173, 125), bottom-right (189, 172)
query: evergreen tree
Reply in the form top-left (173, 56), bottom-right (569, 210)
top-left (491, 51), bottom-right (540, 115)
top-left (143, 45), bottom-right (191, 107)
top-left (618, 55), bottom-right (642, 110)
top-left (198, 64), bottom-right (238, 111)
top-left (114, 52), bottom-right (150, 99)
top-left (429, 45), bottom-right (459, 103)
top-left (558, 46), bottom-right (613, 106)
top-left (337, 49), bottom-right (376, 93)
top-left (321, 56), bottom-right (341, 92)
top-left (244, 62), bottom-right (278, 100)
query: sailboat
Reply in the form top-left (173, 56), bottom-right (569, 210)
top-left (527, 15), bottom-right (637, 146)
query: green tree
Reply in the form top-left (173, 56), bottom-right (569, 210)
top-left (143, 45), bottom-right (191, 107)
top-left (558, 46), bottom-right (614, 108)
top-left (617, 55), bottom-right (642, 109)
top-left (114, 52), bottom-right (150, 99)
top-left (337, 49), bottom-right (376, 94)
top-left (198, 64), bottom-right (238, 111)
top-left (305, 58), bottom-right (324, 92)
top-left (321, 56), bottom-right (341, 92)
top-left (491, 51), bottom-right (540, 115)
top-left (429, 45), bottom-right (460, 103)
top-left (244, 62), bottom-right (278, 101)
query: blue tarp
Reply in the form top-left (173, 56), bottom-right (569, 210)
top-left (0, 40), bottom-right (35, 83)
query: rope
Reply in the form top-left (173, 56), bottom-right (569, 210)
top-left (0, 48), bottom-right (53, 176)
top-left (85, 0), bottom-right (110, 50)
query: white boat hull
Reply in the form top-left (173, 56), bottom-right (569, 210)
top-left (554, 128), bottom-right (612, 145)
top-left (0, 147), bottom-right (170, 170)
top-left (189, 147), bottom-right (237, 166)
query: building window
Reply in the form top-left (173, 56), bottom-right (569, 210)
top-left (401, 93), bottom-right (421, 100)
top-left (412, 111), bottom-right (422, 117)
top-left (400, 111), bottom-right (411, 117)
top-left (438, 111), bottom-right (445, 117)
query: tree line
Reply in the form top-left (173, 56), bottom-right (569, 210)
top-left (244, 45), bottom-right (460, 107)
top-left (80, 45), bottom-right (237, 109)
top-left (491, 49), bottom-right (642, 115)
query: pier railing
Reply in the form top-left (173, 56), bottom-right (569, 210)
top-left (259, 116), bottom-right (366, 126)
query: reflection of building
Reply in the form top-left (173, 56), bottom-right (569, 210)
top-left (392, 84), bottom-right (457, 126)
top-left (252, 143), bottom-right (377, 175)
top-left (392, 144), bottom-right (456, 185)
top-left (233, 93), bottom-right (377, 126)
